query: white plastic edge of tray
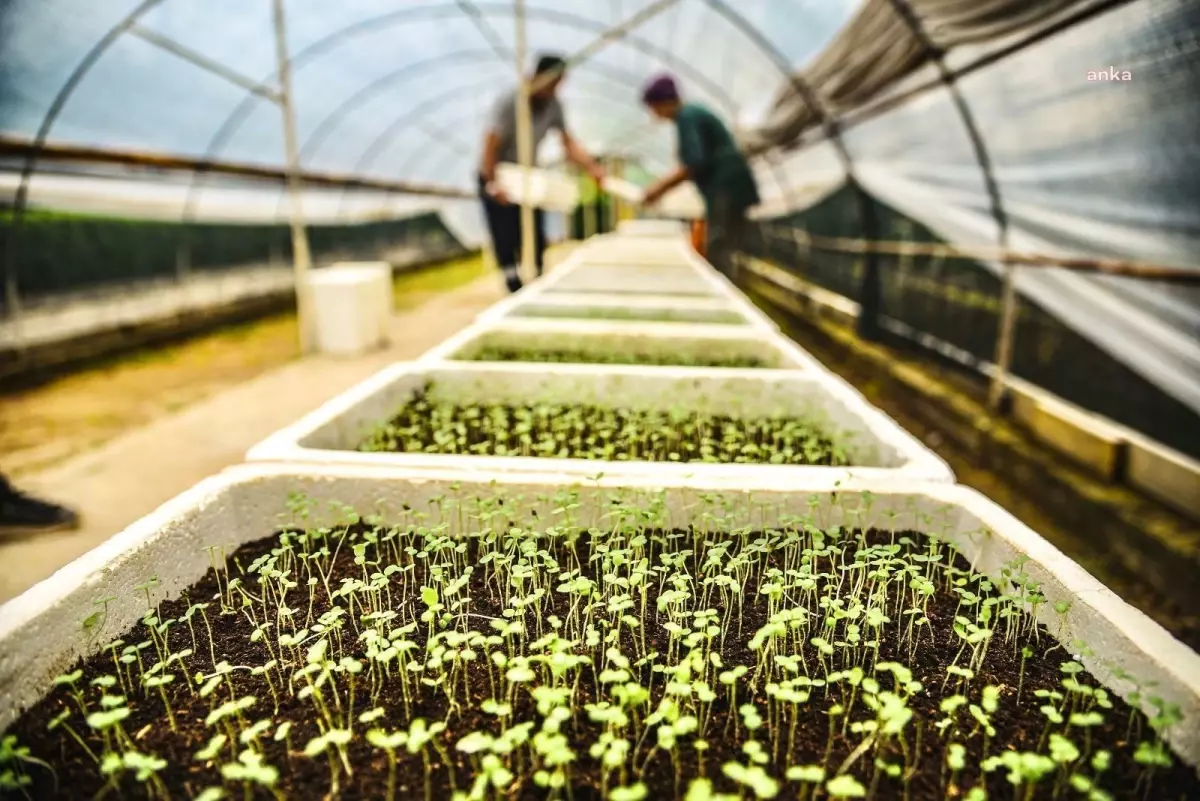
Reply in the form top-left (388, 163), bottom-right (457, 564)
top-left (1, 462), bottom-right (1197, 769)
top-left (556, 236), bottom-right (772, 330)
top-left (560, 244), bottom-right (783, 332)
top-left (542, 269), bottom-right (720, 298)
top-left (415, 317), bottom-right (834, 375)
top-left (472, 255), bottom-right (730, 326)
top-left (244, 360), bottom-right (954, 483)
top-left (477, 244), bottom-right (780, 332)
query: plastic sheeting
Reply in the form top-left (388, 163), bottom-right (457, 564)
top-left (756, 0), bottom-right (1200, 418)
top-left (2, 0), bottom-right (1198, 419)
top-left (0, 0), bottom-right (857, 195)
top-left (0, 0), bottom-right (858, 254)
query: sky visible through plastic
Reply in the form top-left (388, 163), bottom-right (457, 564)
top-left (0, 0), bottom-right (860, 195)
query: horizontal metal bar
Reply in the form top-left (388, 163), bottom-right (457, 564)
top-left (0, 135), bottom-right (475, 200)
top-left (127, 24), bottom-right (282, 103)
top-left (763, 224), bottom-right (1200, 283)
top-left (528, 0), bottom-right (682, 94)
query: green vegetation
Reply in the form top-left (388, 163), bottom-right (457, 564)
top-left (4, 488), bottom-right (1191, 799)
top-left (462, 345), bottom-right (770, 369)
top-left (358, 388), bottom-right (849, 465)
top-left (514, 306), bottom-right (748, 324)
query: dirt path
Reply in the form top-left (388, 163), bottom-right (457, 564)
top-left (0, 258), bottom-right (509, 602)
top-left (0, 256), bottom-right (491, 477)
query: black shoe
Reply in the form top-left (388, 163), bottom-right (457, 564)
top-left (505, 273), bottom-right (523, 293)
top-left (0, 477), bottom-right (80, 536)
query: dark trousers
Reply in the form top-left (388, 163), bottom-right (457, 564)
top-left (706, 196), bottom-right (750, 279)
top-left (478, 175), bottom-right (547, 277)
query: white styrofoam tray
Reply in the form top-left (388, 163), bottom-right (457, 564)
top-left (498, 293), bottom-right (759, 326)
top-left (616, 219), bottom-right (688, 237)
top-left (418, 318), bottom-right (832, 373)
top-left (245, 361), bottom-right (953, 484)
top-left (542, 265), bottom-right (719, 297)
top-left (486, 245), bottom-right (780, 332)
top-left (3, 463), bottom-right (1197, 769)
top-left (537, 251), bottom-right (725, 296)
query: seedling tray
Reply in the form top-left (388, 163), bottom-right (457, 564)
top-left (616, 219), bottom-right (687, 237)
top-left (498, 293), bottom-right (759, 326)
top-left (246, 361), bottom-right (952, 484)
top-left (572, 237), bottom-right (697, 267)
top-left (541, 266), bottom-right (719, 298)
top-left (419, 319), bottom-right (831, 372)
top-left (479, 253), bottom-right (779, 333)
top-left (2, 464), bottom-right (1196, 798)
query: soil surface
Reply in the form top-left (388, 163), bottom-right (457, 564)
top-left (358, 388), bottom-right (848, 464)
top-left (464, 346), bottom-right (769, 369)
top-left (546, 287), bottom-right (715, 298)
top-left (5, 516), bottom-right (1196, 800)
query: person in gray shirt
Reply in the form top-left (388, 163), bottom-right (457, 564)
top-left (479, 54), bottom-right (606, 292)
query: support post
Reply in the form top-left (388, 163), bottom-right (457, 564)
top-left (513, 0), bottom-right (537, 279)
top-left (272, 0), bottom-right (315, 353)
top-left (853, 180), bottom-right (882, 340)
top-left (611, 156), bottom-right (628, 223)
top-left (583, 176), bottom-right (597, 239)
top-left (990, 265), bottom-right (1018, 408)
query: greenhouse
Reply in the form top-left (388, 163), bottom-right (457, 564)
top-left (1, 1), bottom-right (1199, 799)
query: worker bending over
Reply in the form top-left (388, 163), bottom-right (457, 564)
top-left (640, 75), bottom-right (760, 277)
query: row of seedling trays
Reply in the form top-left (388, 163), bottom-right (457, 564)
top-left (2, 226), bottom-right (1196, 801)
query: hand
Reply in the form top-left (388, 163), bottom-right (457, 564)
top-left (642, 183), bottom-right (666, 206)
top-left (486, 181), bottom-right (511, 205)
top-left (588, 164), bottom-right (607, 186)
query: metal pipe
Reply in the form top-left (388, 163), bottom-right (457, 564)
top-left (753, 0), bottom-right (1138, 158)
top-left (513, 0), bottom-right (536, 278)
top-left (127, 25), bottom-right (281, 102)
top-left (0, 135), bottom-right (475, 198)
top-left (273, 0), bottom-right (314, 353)
top-left (184, 2), bottom-right (739, 227)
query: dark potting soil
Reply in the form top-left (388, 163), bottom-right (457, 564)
top-left (4, 520), bottom-right (1196, 800)
top-left (357, 388), bottom-right (849, 465)
top-left (464, 345), bottom-right (770, 369)
top-left (545, 287), bottom-right (715, 298)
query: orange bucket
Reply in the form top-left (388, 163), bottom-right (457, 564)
top-left (690, 219), bottom-right (707, 256)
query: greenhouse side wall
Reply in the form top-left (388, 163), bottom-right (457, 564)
top-left (0, 209), bottom-right (464, 308)
top-left (747, 186), bottom-right (1200, 460)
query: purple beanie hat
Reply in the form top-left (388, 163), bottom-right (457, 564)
top-left (642, 74), bottom-right (680, 104)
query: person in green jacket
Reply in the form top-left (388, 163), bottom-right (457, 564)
top-left (640, 74), bottom-right (760, 277)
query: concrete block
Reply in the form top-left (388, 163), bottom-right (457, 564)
top-left (418, 318), bottom-right (831, 372)
top-left (330, 261), bottom-right (393, 329)
top-left (308, 265), bottom-right (390, 356)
